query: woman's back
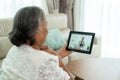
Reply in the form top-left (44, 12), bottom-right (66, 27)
top-left (0, 45), bottom-right (70, 80)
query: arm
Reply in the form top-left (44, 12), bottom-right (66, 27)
top-left (58, 56), bottom-right (74, 80)
top-left (40, 45), bottom-right (74, 80)
top-left (40, 45), bottom-right (73, 58)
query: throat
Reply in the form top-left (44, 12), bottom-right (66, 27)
top-left (32, 45), bottom-right (40, 50)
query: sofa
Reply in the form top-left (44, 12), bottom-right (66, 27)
top-left (0, 13), bottom-right (101, 68)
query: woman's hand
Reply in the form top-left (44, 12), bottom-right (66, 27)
top-left (58, 44), bottom-right (73, 58)
top-left (39, 46), bottom-right (57, 56)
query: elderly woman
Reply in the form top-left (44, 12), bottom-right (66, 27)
top-left (0, 6), bottom-right (73, 80)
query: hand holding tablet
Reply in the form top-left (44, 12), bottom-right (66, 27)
top-left (66, 31), bottom-right (95, 54)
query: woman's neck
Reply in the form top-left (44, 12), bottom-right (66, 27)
top-left (32, 45), bottom-right (40, 50)
top-left (26, 40), bottom-right (42, 50)
top-left (32, 43), bottom-right (44, 50)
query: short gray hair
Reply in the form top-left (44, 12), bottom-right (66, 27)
top-left (9, 6), bottom-right (45, 46)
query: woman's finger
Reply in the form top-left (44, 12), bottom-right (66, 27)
top-left (39, 46), bottom-right (48, 50)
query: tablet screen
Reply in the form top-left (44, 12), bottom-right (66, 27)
top-left (66, 31), bottom-right (95, 54)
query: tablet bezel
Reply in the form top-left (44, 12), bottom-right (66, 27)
top-left (66, 31), bottom-right (95, 54)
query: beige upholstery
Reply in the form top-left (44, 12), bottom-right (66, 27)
top-left (46, 13), bottom-right (67, 30)
top-left (0, 18), bottom-right (13, 36)
top-left (0, 18), bottom-right (13, 59)
top-left (0, 13), bottom-right (70, 66)
top-left (0, 37), bottom-right (13, 59)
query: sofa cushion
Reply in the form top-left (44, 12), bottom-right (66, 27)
top-left (60, 28), bottom-right (70, 41)
top-left (44, 29), bottom-right (66, 50)
top-left (62, 56), bottom-right (69, 65)
top-left (0, 37), bottom-right (13, 59)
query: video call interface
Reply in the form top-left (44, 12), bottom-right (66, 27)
top-left (68, 33), bottom-right (93, 52)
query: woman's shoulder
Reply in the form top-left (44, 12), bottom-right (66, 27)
top-left (6, 44), bottom-right (58, 63)
top-left (22, 45), bottom-right (59, 62)
top-left (8, 45), bottom-right (57, 57)
top-left (6, 46), bottom-right (18, 57)
top-left (6, 44), bottom-right (58, 65)
top-left (30, 49), bottom-right (58, 63)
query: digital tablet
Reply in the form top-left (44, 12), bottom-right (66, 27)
top-left (66, 31), bottom-right (95, 54)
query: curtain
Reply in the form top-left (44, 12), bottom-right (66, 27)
top-left (74, 0), bottom-right (83, 31)
top-left (101, 0), bottom-right (120, 58)
top-left (0, 0), bottom-right (49, 18)
top-left (75, 0), bottom-right (120, 58)
top-left (46, 0), bottom-right (75, 30)
top-left (59, 0), bottom-right (75, 30)
top-left (46, 0), bottom-right (59, 13)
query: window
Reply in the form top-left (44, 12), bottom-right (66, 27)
top-left (0, 0), bottom-right (48, 18)
top-left (74, 0), bottom-right (120, 58)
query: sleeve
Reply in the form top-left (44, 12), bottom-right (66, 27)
top-left (37, 59), bottom-right (70, 80)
